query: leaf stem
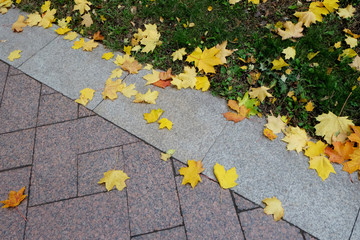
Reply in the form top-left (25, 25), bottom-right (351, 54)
top-left (16, 206), bottom-right (27, 221)
top-left (339, 92), bottom-right (352, 116)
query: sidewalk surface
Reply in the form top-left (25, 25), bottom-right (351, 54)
top-left (1, 8), bottom-right (359, 240)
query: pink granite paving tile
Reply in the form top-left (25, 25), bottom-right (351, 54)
top-left (173, 159), bottom-right (187, 176)
top-left (73, 116), bottom-right (138, 154)
top-left (123, 142), bottom-right (183, 236)
top-left (239, 208), bottom-right (303, 240)
top-left (25, 191), bottom-right (130, 239)
top-left (8, 66), bottom-right (22, 76)
top-left (0, 61), bottom-right (8, 100)
top-left (0, 167), bottom-right (31, 240)
top-left (175, 176), bottom-right (244, 240)
top-left (233, 192), bottom-right (259, 211)
top-left (78, 147), bottom-right (124, 196)
top-left (132, 226), bottom-right (186, 240)
top-left (78, 105), bottom-right (95, 118)
top-left (0, 128), bottom-right (35, 171)
top-left (30, 121), bottom-right (77, 206)
top-left (37, 93), bottom-right (78, 126)
top-left (0, 74), bottom-right (41, 134)
top-left (41, 84), bottom-right (56, 95)
top-left (304, 232), bottom-right (318, 240)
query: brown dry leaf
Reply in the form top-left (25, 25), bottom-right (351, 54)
top-left (12, 15), bottom-right (27, 32)
top-left (93, 30), bottom-right (104, 41)
top-left (121, 60), bottom-right (142, 74)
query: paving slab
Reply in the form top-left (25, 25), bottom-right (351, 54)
top-left (350, 209), bottom-right (360, 240)
top-left (37, 93), bottom-right (78, 126)
top-left (239, 208), bottom-right (304, 240)
top-left (0, 8), bottom-right (58, 68)
top-left (0, 167), bottom-right (31, 240)
top-left (0, 128), bottom-right (35, 171)
top-left (8, 66), bottom-right (22, 76)
top-left (78, 104), bottom-right (95, 118)
top-left (78, 146), bottom-right (123, 196)
top-left (202, 118), bottom-right (360, 240)
top-left (0, 61), bottom-right (8, 100)
top-left (0, 74), bottom-right (41, 133)
top-left (132, 226), bottom-right (186, 240)
top-left (95, 70), bottom-right (228, 161)
top-left (175, 176), bottom-right (244, 240)
top-left (123, 142), bottom-right (183, 236)
top-left (233, 192), bottom-right (259, 212)
top-left (25, 191), bottom-right (130, 239)
top-left (41, 84), bottom-right (56, 95)
top-left (18, 33), bottom-right (129, 110)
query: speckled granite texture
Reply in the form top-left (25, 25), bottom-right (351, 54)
top-left (0, 61), bottom-right (320, 239)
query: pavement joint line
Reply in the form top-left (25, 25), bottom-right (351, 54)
top-left (0, 63), bottom-right (9, 109)
top-left (0, 164), bottom-right (32, 174)
top-left (349, 207), bottom-right (360, 239)
top-left (172, 176), bottom-right (188, 240)
top-left (130, 224), bottom-right (185, 238)
top-left (230, 191), bottom-right (247, 239)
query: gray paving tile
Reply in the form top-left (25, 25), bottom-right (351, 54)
top-left (0, 8), bottom-right (58, 68)
top-left (123, 142), bottom-right (183, 236)
top-left (0, 128), bottom-right (35, 170)
top-left (132, 226), bottom-right (186, 240)
top-left (0, 167), bottom-right (31, 240)
top-left (25, 191), bottom-right (130, 239)
top-left (0, 74), bottom-right (41, 133)
top-left (37, 93), bottom-right (78, 126)
top-left (239, 208), bottom-right (303, 240)
top-left (202, 118), bottom-right (360, 240)
top-left (18, 35), bottom-right (128, 110)
top-left (78, 146), bottom-right (123, 196)
top-left (95, 71), bottom-right (228, 161)
top-left (350, 209), bottom-right (360, 240)
top-left (175, 176), bottom-right (243, 240)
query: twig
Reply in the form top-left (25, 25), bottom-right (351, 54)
top-left (16, 206), bottom-right (27, 221)
top-left (339, 92), bottom-right (352, 116)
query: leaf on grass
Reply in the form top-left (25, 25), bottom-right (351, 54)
top-left (186, 46), bottom-right (222, 74)
top-left (349, 55), bottom-right (360, 71)
top-left (345, 36), bottom-right (358, 48)
top-left (75, 88), bottom-right (95, 106)
top-left (1, 186), bottom-right (27, 208)
top-left (309, 2), bottom-right (329, 22)
top-left (249, 86), bottom-right (273, 102)
top-left (12, 15), bottom-right (27, 32)
top-left (294, 11), bottom-right (316, 27)
top-left (195, 76), bottom-right (210, 91)
top-left (93, 30), bottom-right (104, 41)
top-left (271, 57), bottom-right (289, 70)
top-left (262, 197), bottom-right (284, 221)
top-left (309, 155), bottom-right (336, 181)
top-left (214, 163), bottom-right (238, 189)
top-left (144, 108), bottom-right (164, 123)
top-left (98, 169), bottom-right (129, 191)
top-left (172, 48), bottom-right (187, 61)
top-left (349, 126), bottom-right (360, 143)
top-left (325, 141), bottom-right (355, 164)
top-left (282, 47), bottom-right (296, 60)
top-left (41, 1), bottom-right (51, 13)
top-left (305, 101), bottom-right (314, 111)
top-left (38, 9), bottom-right (56, 29)
top-left (8, 50), bottom-right (21, 62)
top-left (179, 160), bottom-right (204, 188)
top-left (215, 40), bottom-right (234, 64)
top-left (158, 118), bottom-right (173, 130)
top-left (282, 126), bottom-right (310, 153)
top-left (277, 21), bottom-right (304, 40)
top-left (337, 5), bottom-right (356, 19)
top-left (323, 0), bottom-right (339, 13)
top-left (307, 51), bottom-right (319, 60)
top-left (304, 140), bottom-right (327, 158)
top-left (74, 0), bottom-right (92, 15)
top-left (133, 89), bottom-right (158, 104)
top-left (314, 111), bottom-right (354, 144)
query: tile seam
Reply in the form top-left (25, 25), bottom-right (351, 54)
top-left (349, 207), bottom-right (360, 240)
top-left (0, 60), bottom-right (10, 108)
top-left (230, 190), bottom-right (247, 240)
top-left (130, 224), bottom-right (185, 238)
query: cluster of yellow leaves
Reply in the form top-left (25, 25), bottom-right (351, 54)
top-left (0, 0), bottom-right (12, 14)
top-left (75, 88), bottom-right (95, 106)
top-left (114, 54), bottom-right (142, 74)
top-left (132, 24), bottom-right (161, 53)
top-left (143, 108), bottom-right (173, 130)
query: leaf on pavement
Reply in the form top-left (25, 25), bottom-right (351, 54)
top-left (309, 155), bottom-right (336, 181)
top-left (98, 169), bottom-right (129, 191)
top-left (282, 126), bottom-right (310, 153)
top-left (12, 15), bottom-right (27, 32)
top-left (214, 163), bottom-right (238, 189)
top-left (144, 108), bottom-right (164, 123)
top-left (158, 118), bottom-right (173, 130)
top-left (133, 89), bottom-right (159, 104)
top-left (179, 160), bottom-right (204, 188)
top-left (304, 140), bottom-right (327, 158)
top-left (1, 186), bottom-right (27, 208)
top-left (8, 50), bottom-right (22, 62)
top-left (75, 88), bottom-right (95, 106)
top-left (262, 196), bottom-right (284, 221)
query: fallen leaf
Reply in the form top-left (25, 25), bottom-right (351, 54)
top-left (124, 46), bottom-right (132, 55)
top-left (72, 38), bottom-right (85, 49)
top-left (223, 100), bottom-right (250, 123)
top-left (294, 11), bottom-right (316, 27)
top-left (307, 51), bottom-right (319, 60)
top-left (262, 197), bottom-right (284, 221)
top-left (133, 89), bottom-right (159, 104)
top-left (249, 86), bottom-right (273, 102)
top-left (323, 0), bottom-right (339, 13)
top-left (81, 13), bottom-right (93, 27)
top-left (325, 141), bottom-right (355, 164)
top-left (271, 57), bottom-right (289, 70)
top-left (186, 46), bottom-right (222, 74)
top-left (74, 0), bottom-right (92, 15)
top-left (309, 155), bottom-right (336, 181)
top-left (314, 111), bottom-right (354, 144)
top-left (41, 1), bottom-right (51, 13)
top-left (195, 76), bottom-right (210, 91)
top-left (161, 149), bottom-right (176, 161)
top-left (64, 32), bottom-right (78, 41)
top-left (55, 27), bottom-right (72, 35)
top-left (304, 140), bottom-right (327, 158)
top-left (265, 114), bottom-right (286, 134)
top-left (282, 46), bottom-right (296, 60)
top-left (38, 9), bottom-right (56, 29)
top-left (75, 88), bottom-right (95, 106)
top-left (153, 79), bottom-right (172, 89)
top-left (305, 101), bottom-right (314, 111)
top-left (102, 78), bottom-right (125, 100)
top-left (82, 39), bottom-right (98, 51)
top-left (264, 128), bottom-right (277, 141)
top-left (172, 48), bottom-right (187, 61)
top-left (349, 126), bottom-right (360, 143)
top-left (237, 92), bottom-right (259, 116)
top-left (109, 68), bottom-right (123, 79)
top-left (282, 126), bottom-right (310, 153)
top-left (12, 15), bottom-right (27, 32)
top-left (338, 5), bottom-right (356, 19)
top-left (114, 54), bottom-right (135, 66)
top-left (343, 29), bottom-right (360, 39)
top-left (171, 66), bottom-right (197, 89)
top-left (102, 52), bottom-right (114, 60)
top-left (345, 36), bottom-right (358, 48)
top-left (349, 55), bottom-right (360, 71)
top-left (144, 108), bottom-right (164, 123)
top-left (215, 40), bottom-right (234, 64)
top-left (8, 50), bottom-right (22, 62)
top-left (158, 118), bottom-right (173, 130)
top-left (98, 169), bottom-right (129, 191)
top-left (309, 2), bottom-right (329, 22)
top-left (26, 12), bottom-right (42, 26)
top-left (159, 69), bottom-right (173, 81)
top-left (277, 21), bottom-right (304, 40)
top-left (120, 83), bottom-right (137, 98)
top-left (214, 163), bottom-right (238, 189)
top-left (93, 30), bottom-right (104, 41)
top-left (342, 148), bottom-right (360, 174)
top-left (1, 186), bottom-right (27, 208)
top-left (179, 160), bottom-right (204, 188)
top-left (121, 60), bottom-right (142, 74)
top-left (143, 70), bottom-right (160, 85)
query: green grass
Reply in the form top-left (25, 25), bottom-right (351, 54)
top-left (18, 0), bottom-right (360, 135)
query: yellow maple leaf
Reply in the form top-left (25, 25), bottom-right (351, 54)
top-left (74, 0), bottom-right (92, 15)
top-left (140, 25), bottom-right (161, 53)
top-left (294, 11), bottom-right (316, 28)
top-left (121, 60), bottom-right (142, 74)
top-left (264, 128), bottom-right (277, 141)
top-left (55, 27), bottom-right (72, 35)
top-left (215, 40), bottom-right (234, 64)
top-left (102, 78), bottom-right (125, 100)
top-left (38, 9), bottom-right (56, 29)
top-left (41, 1), bottom-right (51, 13)
top-left (179, 160), bottom-right (204, 188)
top-left (158, 118), bottom-right (173, 130)
top-left (0, 0), bottom-right (12, 9)
top-left (133, 89), bottom-right (159, 104)
top-left (144, 108), bottom-right (164, 123)
top-left (337, 5), bottom-right (356, 19)
top-left (248, 0), bottom-right (259, 4)
top-left (309, 2), bottom-right (329, 22)
top-left (143, 70), bottom-right (160, 85)
top-left (81, 13), bottom-right (93, 27)
top-left (124, 45), bottom-right (132, 55)
top-left (186, 46), bottom-right (222, 74)
top-left (195, 76), bottom-right (210, 91)
top-left (309, 155), bottom-right (336, 181)
top-left (98, 169), bottom-right (129, 191)
top-left (114, 54), bottom-right (135, 66)
top-left (271, 57), bottom-right (289, 70)
top-left (334, 41), bottom-right (341, 48)
top-left (161, 149), bottom-right (175, 161)
top-left (120, 83), bottom-right (137, 98)
top-left (102, 52), bottom-right (114, 60)
top-left (323, 0), bottom-right (339, 13)
top-left (282, 126), bottom-right (310, 153)
top-left (265, 114), bottom-right (286, 134)
top-left (304, 140), bottom-right (327, 158)
top-left (171, 66), bottom-right (197, 89)
top-left (109, 68), bottom-right (123, 79)
top-left (1, 186), bottom-right (27, 208)
top-left (214, 163), bottom-right (238, 189)
top-left (249, 86), bottom-right (273, 102)
top-left (305, 101), bottom-right (314, 111)
top-left (338, 48), bottom-right (357, 60)
top-left (282, 46), bottom-right (296, 60)
top-left (349, 56), bottom-right (360, 71)
top-left (12, 15), bottom-right (27, 32)
top-left (277, 21), bottom-right (304, 40)
top-left (172, 48), bottom-right (187, 61)
top-left (25, 12), bottom-right (42, 26)
top-left (262, 197), bottom-right (284, 221)
top-left (343, 29), bottom-right (360, 39)
top-left (307, 51), bottom-right (320, 60)
top-left (64, 32), bottom-right (78, 41)
top-left (75, 88), bottom-right (95, 106)
top-left (57, 18), bottom-right (68, 28)
top-left (342, 148), bottom-right (360, 174)
top-left (8, 50), bottom-right (21, 62)
top-left (82, 39), bottom-right (98, 51)
top-left (345, 36), bottom-right (358, 48)
top-left (315, 111), bottom-right (354, 144)
top-left (229, 0), bottom-right (240, 5)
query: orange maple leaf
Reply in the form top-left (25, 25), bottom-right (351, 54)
top-left (342, 148), bottom-right (360, 174)
top-left (93, 30), bottom-right (104, 41)
top-left (159, 68), bottom-right (173, 80)
top-left (223, 100), bottom-right (250, 123)
top-left (349, 125), bottom-right (360, 144)
top-left (325, 141), bottom-right (355, 164)
top-left (1, 186), bottom-right (27, 221)
top-left (152, 79), bottom-right (172, 89)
